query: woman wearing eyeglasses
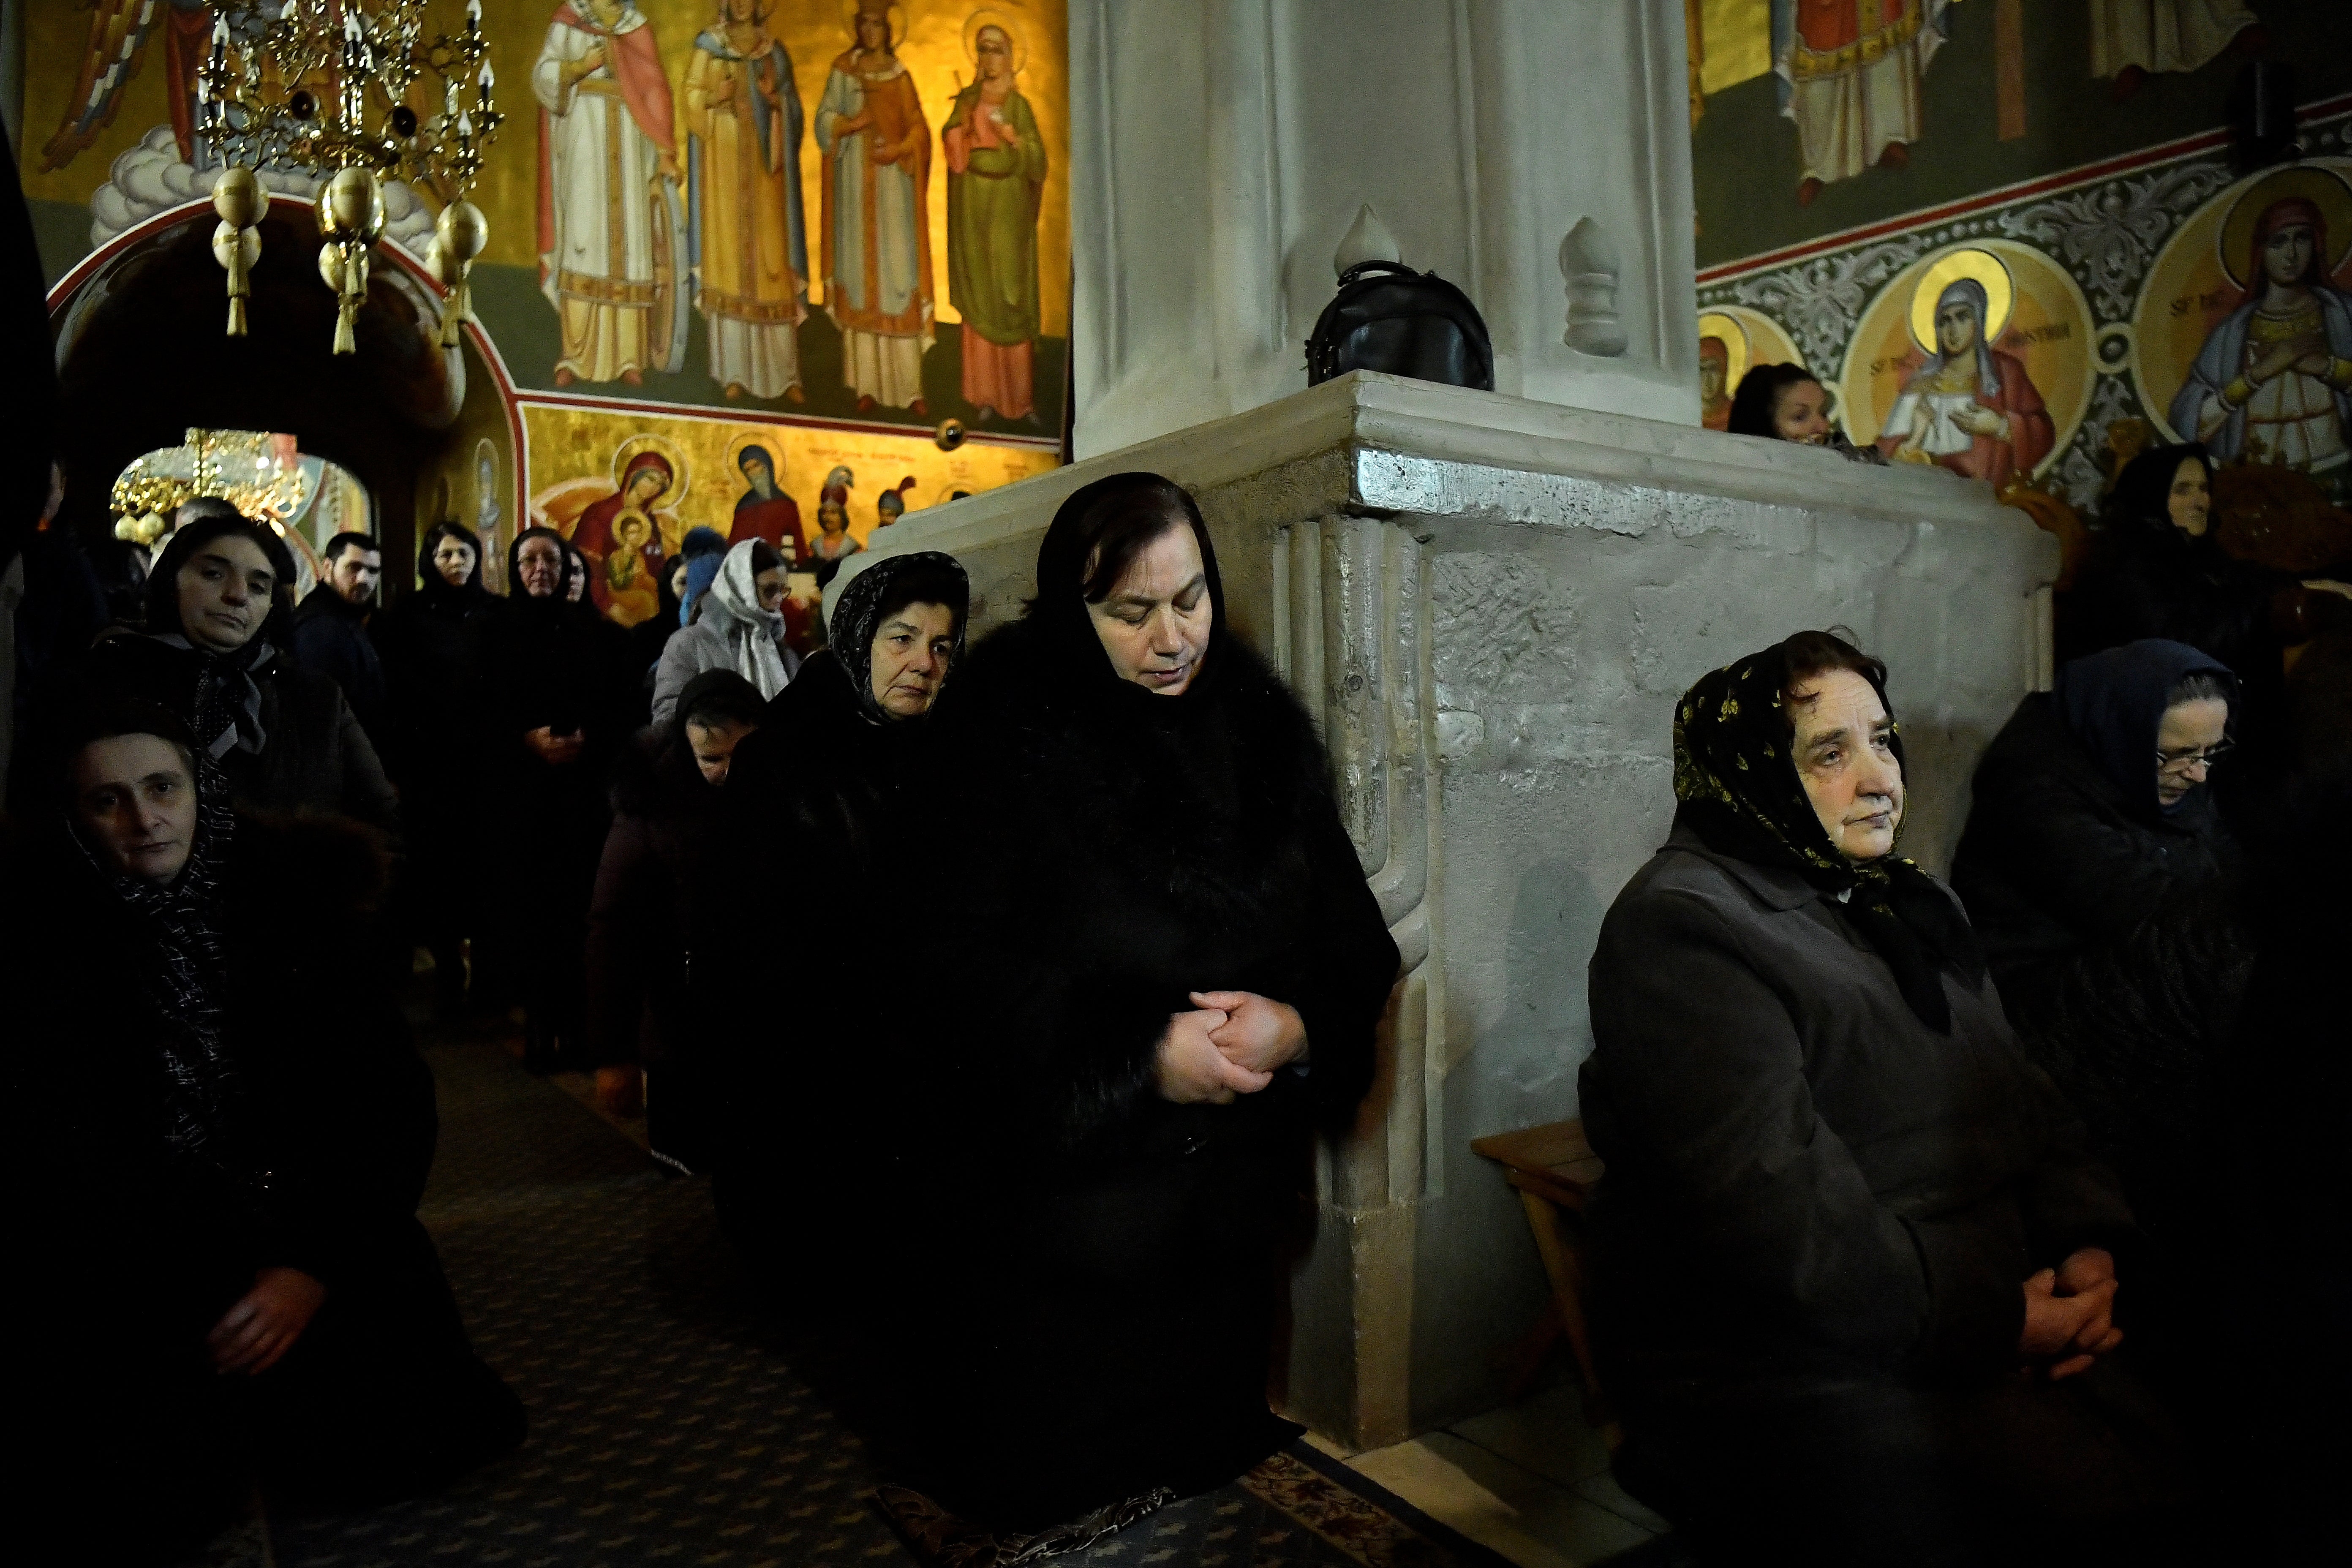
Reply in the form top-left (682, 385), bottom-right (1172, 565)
top-left (1951, 640), bottom-right (2246, 1256)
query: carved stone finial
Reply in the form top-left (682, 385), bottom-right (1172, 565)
top-left (1558, 216), bottom-right (1627, 357)
top-left (1335, 203), bottom-right (1403, 277)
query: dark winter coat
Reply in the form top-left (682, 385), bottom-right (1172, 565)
top-left (8, 811), bottom-right (520, 1549)
top-left (901, 615), bottom-right (1399, 1529)
top-left (1580, 818), bottom-right (2137, 1399)
top-left (374, 556), bottom-right (495, 787)
top-left (63, 634), bottom-right (398, 838)
top-left (290, 584), bottom-right (389, 754)
top-left (1949, 693), bottom-right (2236, 1001)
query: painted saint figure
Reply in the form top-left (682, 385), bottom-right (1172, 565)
top-left (2171, 196), bottom-right (2352, 477)
top-left (2091, 3), bottom-right (2260, 93)
top-left (815, 0), bottom-right (936, 414)
top-left (686, 0), bottom-right (810, 402)
top-left (1772, 0), bottom-right (1952, 204)
top-left (810, 481), bottom-right (864, 589)
top-left (572, 452), bottom-right (677, 623)
top-left (729, 444), bottom-right (808, 561)
top-left (533, 0), bottom-right (681, 387)
top-left (944, 19), bottom-right (1048, 424)
top-left (1699, 336), bottom-right (1734, 431)
top-left (1880, 278), bottom-right (2055, 486)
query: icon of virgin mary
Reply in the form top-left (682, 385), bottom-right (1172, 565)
top-left (1878, 259), bottom-right (2054, 486)
top-left (570, 449), bottom-right (675, 623)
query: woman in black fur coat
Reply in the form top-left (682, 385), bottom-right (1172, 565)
top-left (877, 474), bottom-right (1398, 1552)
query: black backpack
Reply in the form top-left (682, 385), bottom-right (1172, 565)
top-left (1305, 261), bottom-right (1494, 392)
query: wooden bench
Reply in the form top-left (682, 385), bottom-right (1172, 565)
top-left (1471, 1118), bottom-right (1609, 1425)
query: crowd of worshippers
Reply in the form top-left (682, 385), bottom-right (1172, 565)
top-left (2, 457), bottom-right (2343, 1565)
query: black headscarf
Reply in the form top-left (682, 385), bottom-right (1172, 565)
top-left (1673, 641), bottom-right (1984, 1031)
top-left (143, 512), bottom-right (296, 759)
top-left (2053, 638), bottom-right (2237, 819)
top-left (2105, 442), bottom-right (2214, 544)
top-left (830, 550), bottom-right (970, 723)
top-left (506, 525), bottom-right (585, 621)
top-left (57, 706), bottom-right (245, 1175)
top-left (1028, 472), bottom-right (1228, 705)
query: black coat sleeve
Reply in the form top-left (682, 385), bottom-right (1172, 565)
top-left (584, 813), bottom-right (661, 1070)
top-left (1584, 887), bottom-right (2026, 1380)
top-left (1257, 804), bottom-right (1396, 1135)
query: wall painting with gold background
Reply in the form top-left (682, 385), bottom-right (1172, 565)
top-left (26, 0), bottom-right (1067, 621)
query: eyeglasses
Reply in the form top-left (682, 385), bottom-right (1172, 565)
top-left (2155, 739), bottom-right (2235, 773)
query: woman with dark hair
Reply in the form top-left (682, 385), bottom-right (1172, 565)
top-left (7, 700), bottom-right (521, 1563)
top-left (376, 520), bottom-right (497, 1011)
top-left (586, 669), bottom-right (766, 1163)
top-left (1581, 630), bottom-right (2190, 1562)
top-left (650, 537), bottom-right (800, 727)
top-left (870, 475), bottom-right (1398, 1554)
top-left (2077, 443), bottom-right (2273, 668)
top-left (1726, 363), bottom-right (1887, 463)
top-left (39, 503), bottom-right (397, 834)
top-left (479, 525), bottom-right (633, 1066)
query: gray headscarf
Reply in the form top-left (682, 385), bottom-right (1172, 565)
top-left (828, 551), bottom-right (970, 722)
top-left (1922, 277), bottom-right (2002, 398)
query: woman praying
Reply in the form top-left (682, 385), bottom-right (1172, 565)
top-left (874, 474), bottom-right (1399, 1556)
top-left (651, 537), bottom-right (800, 728)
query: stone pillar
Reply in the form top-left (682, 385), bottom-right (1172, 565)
top-left (830, 374), bottom-right (2058, 1447)
top-left (1067, 0), bottom-right (1702, 460)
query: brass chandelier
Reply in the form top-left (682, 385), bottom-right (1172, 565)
top-left (197, 0), bottom-right (504, 354)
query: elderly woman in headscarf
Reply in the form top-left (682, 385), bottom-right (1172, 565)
top-left (586, 669), bottom-right (767, 1162)
top-left (479, 526), bottom-right (635, 1067)
top-left (1952, 641), bottom-right (2252, 1256)
top-left (1580, 629), bottom-right (2191, 1562)
top-left (6, 699), bottom-right (520, 1563)
top-left (861, 476), bottom-right (1398, 1557)
top-left (711, 551), bottom-right (968, 1266)
top-left (376, 520), bottom-right (498, 1013)
top-left (33, 501), bottom-right (397, 836)
top-left (1878, 275), bottom-right (2055, 485)
top-left (651, 537), bottom-right (801, 729)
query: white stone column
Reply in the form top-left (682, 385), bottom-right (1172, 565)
top-left (1068, 0), bottom-right (1702, 460)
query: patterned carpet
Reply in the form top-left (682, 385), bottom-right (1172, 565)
top-left (241, 1032), bottom-right (1517, 1568)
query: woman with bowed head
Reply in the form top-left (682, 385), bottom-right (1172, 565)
top-left (6, 700), bottom-right (521, 1563)
top-left (34, 499), bottom-right (397, 836)
top-left (1579, 631), bottom-right (2195, 1562)
top-left (873, 475), bottom-right (1399, 1553)
top-left (585, 670), bottom-right (767, 1165)
top-left (375, 520), bottom-right (497, 1013)
top-left (651, 537), bottom-right (801, 729)
top-left (1951, 641), bottom-right (2249, 1255)
top-left (712, 550), bottom-right (966, 1272)
top-left (479, 526), bottom-right (634, 1067)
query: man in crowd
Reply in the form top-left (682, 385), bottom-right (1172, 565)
top-left (291, 532), bottom-right (390, 756)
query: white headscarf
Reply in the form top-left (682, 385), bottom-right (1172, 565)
top-left (703, 539), bottom-right (792, 700)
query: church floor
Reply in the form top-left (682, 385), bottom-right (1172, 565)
top-left (192, 1008), bottom-right (1567, 1568)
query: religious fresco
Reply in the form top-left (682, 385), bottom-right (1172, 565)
top-left (1687, 2), bottom-right (2352, 270)
top-left (521, 402), bottom-right (1056, 626)
top-left (23, 0), bottom-right (1073, 441)
top-left (1698, 98), bottom-right (2352, 505)
top-left (1696, 305), bottom-right (1809, 429)
top-left (1839, 242), bottom-right (2092, 485)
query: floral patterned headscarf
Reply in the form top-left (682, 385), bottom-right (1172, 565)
top-left (1672, 640), bottom-right (1983, 1032)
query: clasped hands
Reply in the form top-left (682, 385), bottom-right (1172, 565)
top-left (1154, 991), bottom-right (1307, 1105)
top-left (208, 1266), bottom-right (326, 1376)
top-left (2019, 1247), bottom-right (2124, 1382)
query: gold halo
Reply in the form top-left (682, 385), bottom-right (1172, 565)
top-left (724, 430), bottom-right (791, 490)
top-left (962, 7), bottom-right (1027, 74)
top-left (842, 0), bottom-right (906, 46)
top-left (611, 433), bottom-right (690, 511)
top-left (1696, 311), bottom-right (1751, 392)
top-left (1908, 248), bottom-right (2015, 355)
top-left (2218, 164), bottom-right (2352, 290)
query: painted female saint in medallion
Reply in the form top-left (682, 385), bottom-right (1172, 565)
top-left (1843, 243), bottom-right (2091, 487)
